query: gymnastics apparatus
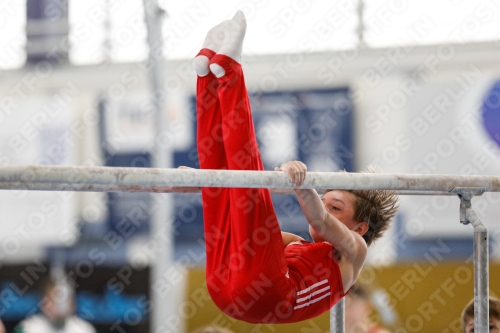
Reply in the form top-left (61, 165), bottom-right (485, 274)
top-left (0, 10), bottom-right (495, 333)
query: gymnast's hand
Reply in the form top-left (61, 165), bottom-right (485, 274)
top-left (172, 166), bottom-right (200, 192)
top-left (178, 166), bottom-right (195, 170)
top-left (275, 161), bottom-right (307, 187)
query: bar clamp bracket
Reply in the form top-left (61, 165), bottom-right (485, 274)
top-left (451, 187), bottom-right (485, 225)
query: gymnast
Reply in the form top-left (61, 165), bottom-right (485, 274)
top-left (191, 10), bottom-right (399, 323)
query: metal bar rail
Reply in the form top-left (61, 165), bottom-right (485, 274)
top-left (0, 165), bottom-right (500, 192)
top-left (0, 165), bottom-right (492, 333)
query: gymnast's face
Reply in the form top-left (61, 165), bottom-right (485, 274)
top-left (310, 190), bottom-right (358, 242)
top-left (464, 317), bottom-right (500, 333)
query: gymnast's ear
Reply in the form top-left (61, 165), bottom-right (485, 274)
top-left (355, 221), bottom-right (369, 236)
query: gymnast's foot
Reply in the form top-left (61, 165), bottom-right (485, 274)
top-left (209, 10), bottom-right (247, 78)
top-left (193, 20), bottom-right (228, 77)
top-left (218, 10), bottom-right (246, 62)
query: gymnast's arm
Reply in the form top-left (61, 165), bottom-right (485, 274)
top-left (294, 189), bottom-right (367, 264)
top-left (276, 161), bottom-right (367, 266)
top-left (281, 231), bottom-right (304, 247)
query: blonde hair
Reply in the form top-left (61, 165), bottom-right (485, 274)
top-left (324, 169), bottom-right (399, 246)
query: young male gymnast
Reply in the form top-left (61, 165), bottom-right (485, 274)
top-left (192, 11), bottom-right (399, 324)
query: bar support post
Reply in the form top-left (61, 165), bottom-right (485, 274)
top-left (330, 298), bottom-right (345, 333)
top-left (452, 187), bottom-right (488, 333)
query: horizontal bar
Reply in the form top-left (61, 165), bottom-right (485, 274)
top-left (0, 165), bottom-right (498, 193)
top-left (0, 181), bottom-right (456, 195)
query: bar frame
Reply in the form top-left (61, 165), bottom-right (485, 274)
top-left (0, 165), bottom-right (492, 333)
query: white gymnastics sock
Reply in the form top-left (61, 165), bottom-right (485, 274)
top-left (193, 56), bottom-right (211, 77)
top-left (202, 20), bottom-right (227, 51)
top-left (208, 63), bottom-right (225, 78)
top-left (208, 11), bottom-right (247, 78)
top-left (218, 10), bottom-right (247, 63)
top-left (193, 20), bottom-right (227, 77)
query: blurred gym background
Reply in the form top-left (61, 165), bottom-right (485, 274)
top-left (0, 0), bottom-right (500, 332)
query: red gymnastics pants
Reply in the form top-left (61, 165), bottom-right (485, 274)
top-left (196, 49), bottom-right (296, 323)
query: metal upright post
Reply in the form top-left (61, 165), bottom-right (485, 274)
top-left (356, 0), bottom-right (366, 48)
top-left (330, 298), bottom-right (345, 333)
top-left (143, 1), bottom-right (176, 332)
top-left (452, 188), bottom-right (489, 333)
top-left (103, 0), bottom-right (112, 62)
